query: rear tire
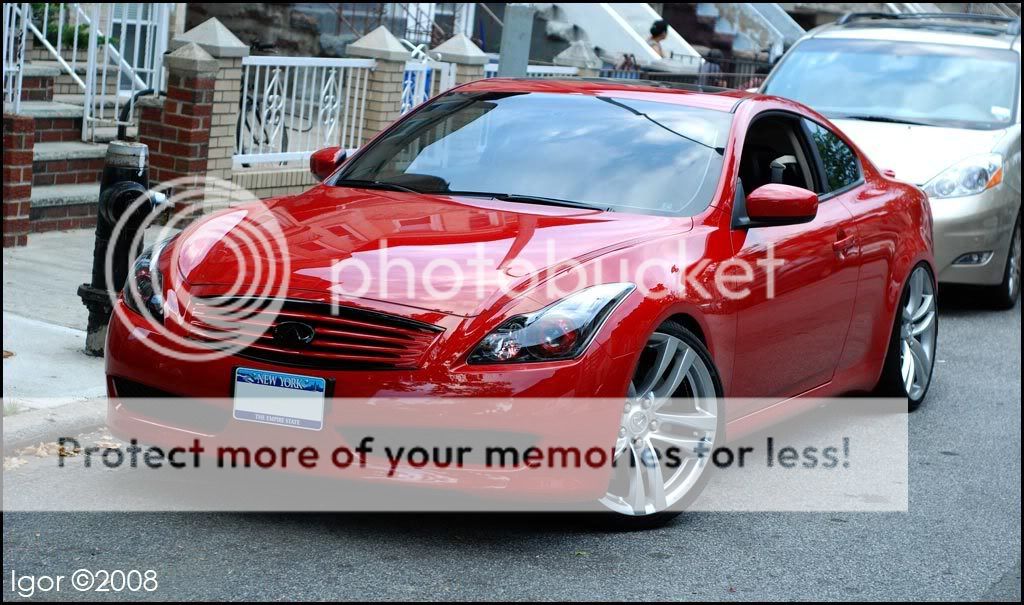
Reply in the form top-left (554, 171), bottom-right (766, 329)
top-left (875, 264), bottom-right (938, 411)
top-left (594, 320), bottom-right (724, 530)
top-left (985, 213), bottom-right (1021, 310)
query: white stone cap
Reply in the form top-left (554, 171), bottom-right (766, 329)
top-left (430, 34), bottom-right (488, 65)
top-left (347, 26), bottom-right (411, 62)
top-left (164, 42), bottom-right (220, 76)
top-left (171, 17), bottom-right (249, 58)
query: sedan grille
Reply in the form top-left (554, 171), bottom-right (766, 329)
top-left (184, 298), bottom-right (444, 370)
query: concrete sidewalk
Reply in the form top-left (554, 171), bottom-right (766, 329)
top-left (2, 228), bottom-right (162, 447)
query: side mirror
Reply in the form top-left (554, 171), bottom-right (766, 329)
top-left (310, 146), bottom-right (346, 182)
top-left (736, 183), bottom-right (818, 228)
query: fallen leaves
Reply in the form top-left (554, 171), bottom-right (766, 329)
top-left (3, 441), bottom-right (80, 471)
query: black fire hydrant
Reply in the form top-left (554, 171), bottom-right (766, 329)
top-left (77, 141), bottom-right (153, 357)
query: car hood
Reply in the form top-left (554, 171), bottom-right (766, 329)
top-left (830, 119), bottom-right (1005, 186)
top-left (175, 185), bottom-right (691, 317)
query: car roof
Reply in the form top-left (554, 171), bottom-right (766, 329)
top-left (456, 77), bottom-right (754, 113)
top-left (811, 14), bottom-right (1022, 52)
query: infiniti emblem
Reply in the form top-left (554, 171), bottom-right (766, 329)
top-left (273, 321), bottom-right (316, 347)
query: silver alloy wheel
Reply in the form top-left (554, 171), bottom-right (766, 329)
top-left (1009, 222), bottom-right (1021, 299)
top-left (599, 332), bottom-right (719, 516)
top-left (899, 267), bottom-right (937, 401)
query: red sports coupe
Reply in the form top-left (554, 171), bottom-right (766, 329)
top-left (106, 78), bottom-right (936, 522)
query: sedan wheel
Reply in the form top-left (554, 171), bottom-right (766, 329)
top-left (1008, 220), bottom-right (1021, 301)
top-left (599, 329), bottom-right (720, 517)
top-left (899, 267), bottom-right (937, 402)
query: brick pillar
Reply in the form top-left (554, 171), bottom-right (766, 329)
top-left (138, 42), bottom-right (218, 202)
top-left (207, 55), bottom-right (244, 182)
top-left (430, 34), bottom-right (489, 86)
top-left (169, 17), bottom-right (250, 184)
top-left (347, 26), bottom-right (412, 141)
top-left (3, 114), bottom-right (33, 248)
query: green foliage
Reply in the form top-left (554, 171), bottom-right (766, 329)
top-left (30, 4), bottom-right (114, 48)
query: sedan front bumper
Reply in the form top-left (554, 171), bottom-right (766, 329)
top-left (930, 185), bottom-right (1019, 286)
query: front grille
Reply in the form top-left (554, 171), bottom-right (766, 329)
top-left (184, 298), bottom-right (444, 370)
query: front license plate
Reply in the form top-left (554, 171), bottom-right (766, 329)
top-left (232, 367), bottom-right (326, 431)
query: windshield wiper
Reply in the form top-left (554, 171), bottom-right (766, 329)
top-left (334, 179), bottom-right (423, 194)
top-left (833, 114), bottom-right (932, 127)
top-left (447, 191), bottom-right (610, 212)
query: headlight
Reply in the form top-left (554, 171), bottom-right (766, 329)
top-left (923, 153), bottom-right (1003, 199)
top-left (468, 283), bottom-right (635, 364)
top-left (123, 236), bottom-right (175, 322)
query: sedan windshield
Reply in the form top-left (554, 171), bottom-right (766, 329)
top-left (763, 38), bottom-right (1020, 130)
top-left (333, 91), bottom-right (732, 217)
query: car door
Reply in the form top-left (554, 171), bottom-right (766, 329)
top-left (801, 118), bottom-right (902, 376)
top-left (728, 112), bottom-right (862, 404)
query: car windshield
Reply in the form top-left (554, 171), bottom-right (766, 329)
top-left (333, 91), bottom-right (733, 217)
top-left (763, 37), bottom-right (1020, 130)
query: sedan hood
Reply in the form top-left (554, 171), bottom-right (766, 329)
top-left (175, 185), bottom-right (691, 317)
top-left (831, 119), bottom-right (1005, 185)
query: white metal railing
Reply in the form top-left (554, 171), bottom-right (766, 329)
top-left (17, 3), bottom-right (171, 141)
top-left (80, 3), bottom-right (171, 141)
top-left (235, 56), bottom-right (376, 167)
top-left (484, 64), bottom-right (580, 78)
top-left (2, 3), bottom-right (30, 113)
top-left (401, 56), bottom-right (457, 115)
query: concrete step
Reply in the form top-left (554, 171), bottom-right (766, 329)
top-left (29, 183), bottom-right (100, 233)
top-left (17, 101), bottom-right (84, 119)
top-left (32, 142), bottom-right (108, 188)
top-left (22, 64), bottom-right (62, 78)
top-left (30, 183), bottom-right (100, 209)
top-left (54, 93), bottom-right (134, 110)
top-left (33, 141), bottom-right (108, 163)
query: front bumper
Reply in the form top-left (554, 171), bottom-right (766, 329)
top-left (930, 185), bottom-right (1019, 286)
top-left (104, 300), bottom-right (636, 502)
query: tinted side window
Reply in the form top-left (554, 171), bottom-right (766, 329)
top-left (805, 120), bottom-right (860, 192)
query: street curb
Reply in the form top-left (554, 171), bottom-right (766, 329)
top-left (2, 398), bottom-right (107, 453)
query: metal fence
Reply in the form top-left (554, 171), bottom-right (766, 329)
top-left (483, 64), bottom-right (580, 78)
top-left (12, 3), bottom-right (171, 141)
top-left (643, 71), bottom-right (767, 91)
top-left (235, 56), bottom-right (375, 167)
top-left (401, 59), bottom-right (457, 115)
top-left (2, 3), bottom-right (29, 113)
top-left (641, 56), bottom-right (772, 91)
top-left (331, 3), bottom-right (474, 47)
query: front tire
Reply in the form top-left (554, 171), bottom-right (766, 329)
top-left (596, 320), bottom-right (724, 529)
top-left (986, 213), bottom-right (1021, 310)
top-left (875, 264), bottom-right (938, 410)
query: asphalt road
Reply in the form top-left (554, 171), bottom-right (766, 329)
top-left (3, 288), bottom-right (1020, 601)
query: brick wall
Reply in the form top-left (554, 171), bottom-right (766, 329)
top-left (29, 202), bottom-right (97, 233)
top-left (32, 157), bottom-right (105, 187)
top-left (362, 58), bottom-right (407, 140)
top-left (3, 114), bottom-right (33, 247)
top-left (20, 76), bottom-right (54, 102)
top-left (33, 117), bottom-right (81, 143)
top-left (206, 56), bottom-right (243, 183)
top-left (138, 71), bottom-right (214, 191)
top-left (233, 168), bottom-right (318, 199)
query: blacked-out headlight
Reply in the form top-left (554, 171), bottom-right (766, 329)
top-left (468, 283), bottom-right (635, 364)
top-left (123, 236), bottom-right (174, 322)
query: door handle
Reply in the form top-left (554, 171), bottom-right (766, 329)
top-left (833, 234), bottom-right (858, 257)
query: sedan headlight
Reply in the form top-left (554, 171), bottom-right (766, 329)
top-left (923, 153), bottom-right (1003, 199)
top-left (468, 283), bottom-right (635, 364)
top-left (123, 236), bottom-right (175, 322)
